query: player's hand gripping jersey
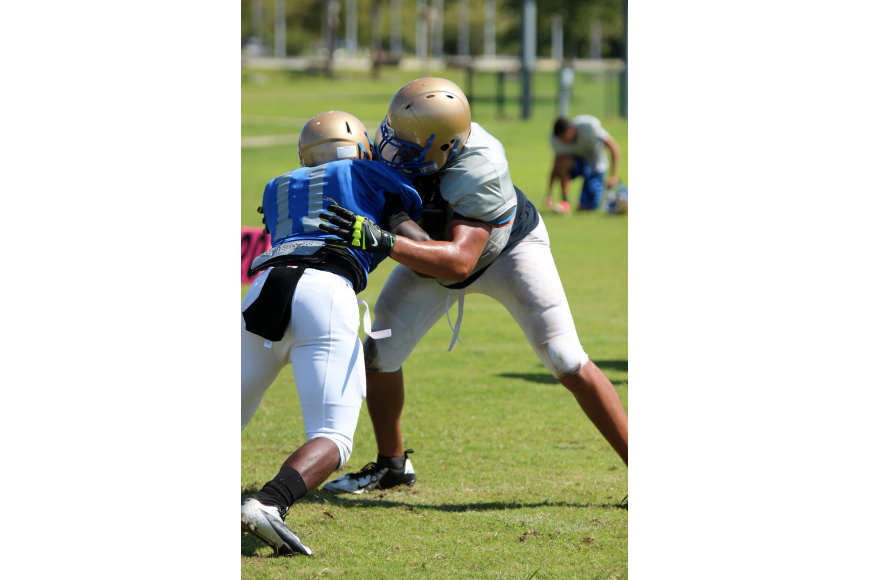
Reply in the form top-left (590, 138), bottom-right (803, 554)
top-left (252, 159), bottom-right (423, 293)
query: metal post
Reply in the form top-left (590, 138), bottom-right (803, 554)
top-left (372, 0), bottom-right (383, 75)
top-left (466, 65), bottom-right (474, 107)
top-left (590, 19), bottom-right (601, 60)
top-left (416, 0), bottom-right (428, 62)
top-left (458, 0), bottom-right (469, 58)
top-left (609, 70), bottom-right (617, 118)
top-left (274, 0), bottom-right (286, 57)
top-left (619, 0), bottom-right (627, 118)
top-left (253, 0), bottom-right (264, 41)
top-left (551, 15), bottom-right (562, 62)
top-left (390, 0), bottom-right (402, 59)
top-left (497, 71), bottom-right (505, 118)
top-left (432, 0), bottom-right (443, 59)
top-left (346, 0), bottom-right (357, 57)
top-left (484, 0), bottom-right (496, 59)
top-left (325, 0), bottom-right (340, 76)
top-left (372, 0), bottom-right (383, 52)
top-left (521, 0), bottom-right (536, 119)
top-left (558, 66), bottom-right (574, 117)
top-left (322, 0), bottom-right (328, 50)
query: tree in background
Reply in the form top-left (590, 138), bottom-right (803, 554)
top-left (494, 0), bottom-right (624, 59)
top-left (240, 0), bottom-right (624, 61)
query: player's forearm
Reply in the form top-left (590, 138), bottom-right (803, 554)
top-left (391, 237), bottom-right (477, 282)
top-left (392, 219), bottom-right (431, 242)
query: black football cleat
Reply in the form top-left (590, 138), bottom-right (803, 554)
top-left (323, 449), bottom-right (417, 494)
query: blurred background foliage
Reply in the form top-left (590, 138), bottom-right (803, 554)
top-left (240, 0), bottom-right (625, 60)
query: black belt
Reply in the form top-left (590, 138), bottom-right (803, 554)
top-left (307, 254), bottom-right (360, 291)
top-left (248, 242), bottom-right (364, 294)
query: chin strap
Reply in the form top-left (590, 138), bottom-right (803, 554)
top-left (445, 136), bottom-right (462, 164)
top-left (357, 141), bottom-right (369, 159)
top-left (446, 289), bottom-right (465, 351)
top-left (419, 133), bottom-right (435, 159)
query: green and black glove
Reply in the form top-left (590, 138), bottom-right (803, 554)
top-left (319, 204), bottom-right (396, 256)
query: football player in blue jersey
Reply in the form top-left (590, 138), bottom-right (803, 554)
top-left (240, 111), bottom-right (425, 556)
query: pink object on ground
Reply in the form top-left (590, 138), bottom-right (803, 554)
top-left (241, 227), bottom-right (271, 284)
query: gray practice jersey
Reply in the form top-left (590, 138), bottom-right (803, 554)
top-left (436, 122), bottom-right (519, 285)
top-left (549, 114), bottom-right (611, 174)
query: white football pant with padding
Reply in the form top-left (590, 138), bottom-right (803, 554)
top-left (364, 218), bottom-right (589, 378)
top-left (241, 268), bottom-right (365, 468)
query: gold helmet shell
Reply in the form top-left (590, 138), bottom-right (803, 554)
top-left (375, 78), bottom-right (472, 175)
top-left (298, 111), bottom-right (374, 168)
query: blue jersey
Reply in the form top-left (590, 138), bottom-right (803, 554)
top-left (261, 159), bottom-right (423, 289)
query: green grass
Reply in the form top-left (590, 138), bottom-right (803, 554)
top-left (242, 67), bottom-right (627, 579)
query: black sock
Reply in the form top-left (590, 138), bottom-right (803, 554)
top-left (255, 467), bottom-right (307, 512)
top-left (377, 453), bottom-right (405, 471)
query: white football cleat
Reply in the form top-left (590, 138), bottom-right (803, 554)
top-left (241, 497), bottom-right (312, 556)
top-left (323, 449), bottom-right (416, 495)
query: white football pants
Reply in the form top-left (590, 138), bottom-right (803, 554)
top-left (241, 268), bottom-right (365, 468)
top-left (364, 218), bottom-right (589, 378)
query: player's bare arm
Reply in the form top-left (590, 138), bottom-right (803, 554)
top-left (378, 192), bottom-right (440, 277)
top-left (320, 205), bottom-right (490, 282)
top-left (381, 193), bottom-right (431, 242)
top-left (548, 155), bottom-right (573, 202)
top-left (391, 219), bottom-right (491, 282)
top-left (391, 220), bottom-right (435, 278)
top-left (392, 219), bottom-right (431, 242)
top-left (604, 135), bottom-right (621, 188)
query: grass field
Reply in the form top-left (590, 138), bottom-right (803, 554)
top-left (241, 67), bottom-right (628, 579)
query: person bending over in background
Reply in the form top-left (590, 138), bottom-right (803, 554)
top-left (545, 115), bottom-right (621, 214)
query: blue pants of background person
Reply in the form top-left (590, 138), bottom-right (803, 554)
top-left (570, 157), bottom-right (606, 210)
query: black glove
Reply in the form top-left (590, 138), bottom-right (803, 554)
top-left (319, 204), bottom-right (396, 256)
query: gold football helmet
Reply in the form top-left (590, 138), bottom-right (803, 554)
top-left (375, 78), bottom-right (472, 176)
top-left (298, 111), bottom-right (374, 167)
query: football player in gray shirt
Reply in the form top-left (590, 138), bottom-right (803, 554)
top-left (320, 78), bottom-right (628, 495)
